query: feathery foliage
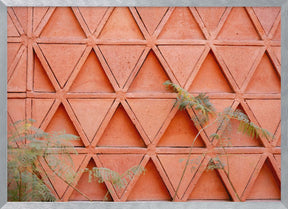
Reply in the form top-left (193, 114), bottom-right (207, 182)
top-left (164, 81), bottom-right (273, 141)
top-left (164, 81), bottom-right (274, 201)
top-left (84, 165), bottom-right (145, 200)
top-left (8, 119), bottom-right (146, 202)
top-left (215, 107), bottom-right (273, 141)
top-left (8, 119), bottom-right (78, 201)
top-left (85, 165), bottom-right (145, 189)
top-left (164, 80), bottom-right (215, 124)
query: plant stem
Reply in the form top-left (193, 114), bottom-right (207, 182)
top-left (43, 158), bottom-right (92, 201)
top-left (19, 170), bottom-right (22, 201)
top-left (223, 147), bottom-right (230, 177)
top-left (218, 146), bottom-right (241, 201)
top-left (172, 119), bottom-right (218, 201)
top-left (10, 122), bottom-right (21, 148)
top-left (223, 168), bottom-right (241, 201)
top-left (103, 191), bottom-right (110, 201)
top-left (216, 119), bottom-right (241, 201)
top-left (172, 118), bottom-right (241, 201)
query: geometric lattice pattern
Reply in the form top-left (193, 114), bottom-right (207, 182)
top-left (7, 7), bottom-right (281, 201)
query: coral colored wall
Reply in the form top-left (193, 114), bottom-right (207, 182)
top-left (7, 7), bottom-right (281, 201)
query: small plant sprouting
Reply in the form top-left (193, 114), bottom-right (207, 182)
top-left (83, 165), bottom-right (146, 201)
top-left (8, 82), bottom-right (274, 202)
top-left (207, 157), bottom-right (225, 171)
top-left (8, 119), bottom-right (79, 201)
top-left (8, 119), bottom-right (146, 202)
top-left (164, 81), bottom-right (274, 201)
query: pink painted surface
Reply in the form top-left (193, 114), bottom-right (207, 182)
top-left (7, 7), bottom-right (281, 201)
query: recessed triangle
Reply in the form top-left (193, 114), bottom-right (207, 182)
top-left (69, 99), bottom-right (114, 142)
top-left (7, 14), bottom-right (20, 36)
top-left (216, 46), bottom-right (261, 88)
top-left (32, 99), bottom-right (54, 128)
top-left (128, 51), bottom-right (170, 93)
top-left (217, 8), bottom-right (260, 40)
top-left (273, 23), bottom-right (281, 41)
top-left (158, 45), bottom-right (205, 86)
top-left (99, 7), bottom-right (144, 39)
top-left (201, 99), bottom-right (234, 140)
top-left (127, 160), bottom-right (171, 200)
top-left (98, 154), bottom-right (144, 198)
top-left (246, 100), bottom-right (280, 135)
top-left (218, 104), bottom-right (262, 147)
top-left (8, 49), bottom-right (27, 92)
top-left (157, 110), bottom-right (205, 147)
top-left (7, 127), bottom-right (15, 148)
top-left (196, 7), bottom-right (226, 35)
top-left (41, 154), bottom-right (86, 199)
top-left (40, 7), bottom-right (86, 38)
top-left (276, 137), bottom-right (281, 147)
top-left (189, 168), bottom-right (230, 200)
top-left (39, 44), bottom-right (86, 88)
top-left (8, 99), bottom-right (26, 122)
top-left (8, 43), bottom-right (21, 71)
top-left (247, 160), bottom-right (280, 200)
top-left (97, 104), bottom-right (145, 147)
top-left (34, 53), bottom-right (55, 92)
top-left (253, 7), bottom-right (280, 35)
top-left (33, 7), bottom-right (49, 32)
top-left (70, 50), bottom-right (114, 93)
top-left (127, 99), bottom-right (175, 141)
top-left (13, 7), bottom-right (28, 34)
top-left (274, 154), bottom-right (281, 169)
top-left (99, 45), bottom-right (144, 88)
top-left (219, 154), bottom-right (261, 197)
top-left (272, 47), bottom-right (281, 64)
top-left (212, 99), bottom-right (234, 113)
top-left (69, 158), bottom-right (111, 201)
top-left (136, 7), bottom-right (168, 35)
top-left (78, 7), bottom-right (108, 34)
top-left (45, 104), bottom-right (83, 146)
top-left (8, 99), bottom-right (25, 147)
top-left (246, 53), bottom-right (280, 93)
top-left (189, 51), bottom-right (233, 93)
top-left (159, 7), bottom-right (204, 40)
top-left (158, 154), bottom-right (203, 198)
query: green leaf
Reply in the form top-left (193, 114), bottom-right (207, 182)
top-left (210, 133), bottom-right (220, 140)
top-left (8, 119), bottom-right (78, 202)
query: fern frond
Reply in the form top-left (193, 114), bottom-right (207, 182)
top-left (120, 165), bottom-right (146, 188)
top-left (8, 119), bottom-right (79, 202)
top-left (44, 154), bottom-right (76, 184)
top-left (85, 165), bottom-right (145, 190)
top-left (90, 167), bottom-right (120, 183)
top-left (210, 133), bottom-right (220, 139)
top-left (207, 158), bottom-right (225, 171)
top-left (220, 108), bottom-right (273, 141)
top-left (164, 81), bottom-right (215, 124)
top-left (23, 174), bottom-right (56, 201)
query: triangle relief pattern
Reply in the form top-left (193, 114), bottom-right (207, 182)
top-left (7, 7), bottom-right (281, 201)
